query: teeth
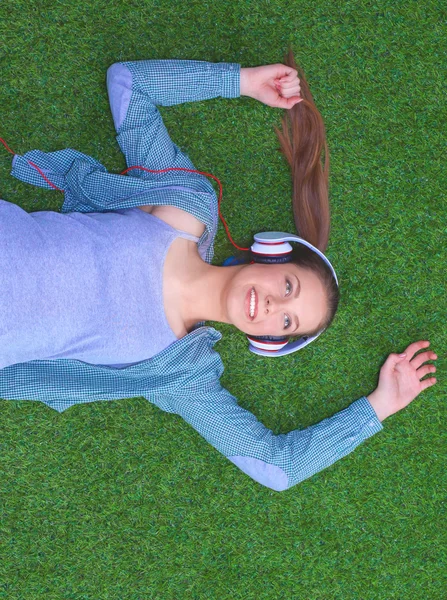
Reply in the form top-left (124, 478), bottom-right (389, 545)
top-left (249, 288), bottom-right (255, 318)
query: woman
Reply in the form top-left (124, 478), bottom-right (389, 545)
top-left (0, 55), bottom-right (436, 491)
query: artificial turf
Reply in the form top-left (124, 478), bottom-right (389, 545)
top-left (0, 1), bottom-right (446, 598)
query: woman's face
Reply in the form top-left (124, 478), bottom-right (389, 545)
top-left (224, 262), bottom-right (328, 337)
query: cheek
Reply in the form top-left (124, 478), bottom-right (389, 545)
top-left (227, 286), bottom-right (245, 321)
top-left (250, 317), bottom-right (283, 337)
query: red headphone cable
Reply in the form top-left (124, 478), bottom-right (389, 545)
top-left (121, 165), bottom-right (248, 251)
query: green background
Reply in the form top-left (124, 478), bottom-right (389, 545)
top-left (0, 1), bottom-right (445, 598)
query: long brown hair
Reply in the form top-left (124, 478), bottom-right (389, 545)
top-left (275, 51), bottom-right (338, 335)
top-left (275, 50), bottom-right (330, 252)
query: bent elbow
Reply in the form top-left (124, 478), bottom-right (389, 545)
top-left (106, 63), bottom-right (133, 130)
top-left (228, 456), bottom-right (290, 492)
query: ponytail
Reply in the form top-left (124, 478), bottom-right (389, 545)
top-left (275, 50), bottom-right (330, 251)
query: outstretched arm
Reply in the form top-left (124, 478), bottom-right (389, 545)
top-left (167, 340), bottom-right (436, 491)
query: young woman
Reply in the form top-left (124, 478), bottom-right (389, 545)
top-left (0, 55), bottom-right (436, 491)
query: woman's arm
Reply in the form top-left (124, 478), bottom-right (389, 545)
top-left (106, 60), bottom-right (241, 231)
top-left (107, 60), bottom-right (240, 174)
top-left (166, 340), bottom-right (436, 491)
top-left (105, 59), bottom-right (244, 235)
top-left (107, 59), bottom-right (302, 172)
top-left (106, 59), bottom-right (302, 233)
top-left (172, 389), bottom-right (381, 492)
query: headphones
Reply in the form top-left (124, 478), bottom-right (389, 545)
top-left (239, 232), bottom-right (338, 357)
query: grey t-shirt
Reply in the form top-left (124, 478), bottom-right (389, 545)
top-left (0, 200), bottom-right (196, 368)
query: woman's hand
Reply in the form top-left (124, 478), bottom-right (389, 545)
top-left (367, 341), bottom-right (437, 422)
top-left (240, 64), bottom-right (302, 109)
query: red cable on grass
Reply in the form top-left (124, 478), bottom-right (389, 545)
top-left (0, 138), bottom-right (248, 251)
top-left (0, 137), bottom-right (15, 155)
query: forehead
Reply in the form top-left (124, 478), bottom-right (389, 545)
top-left (284, 263), bottom-right (328, 330)
top-left (255, 260), bottom-right (318, 282)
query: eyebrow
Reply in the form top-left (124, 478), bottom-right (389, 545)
top-left (292, 275), bottom-right (301, 333)
top-left (294, 276), bottom-right (301, 299)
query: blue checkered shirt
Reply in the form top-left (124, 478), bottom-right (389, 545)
top-left (1, 60), bottom-right (382, 490)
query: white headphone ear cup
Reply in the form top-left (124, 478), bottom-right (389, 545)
top-left (247, 335), bottom-right (288, 353)
top-left (249, 335), bottom-right (315, 357)
top-left (250, 236), bottom-right (293, 264)
top-left (252, 231), bottom-right (338, 286)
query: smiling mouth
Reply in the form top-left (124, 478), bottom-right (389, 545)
top-left (246, 287), bottom-right (258, 320)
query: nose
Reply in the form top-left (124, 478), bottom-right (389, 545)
top-left (265, 294), bottom-right (286, 315)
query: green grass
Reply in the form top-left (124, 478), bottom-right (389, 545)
top-left (0, 1), bottom-right (446, 598)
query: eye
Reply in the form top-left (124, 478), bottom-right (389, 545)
top-left (285, 279), bottom-right (292, 297)
top-left (284, 313), bottom-right (291, 329)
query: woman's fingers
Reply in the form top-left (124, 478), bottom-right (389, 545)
top-left (276, 78), bottom-right (300, 94)
top-left (404, 340), bottom-right (431, 360)
top-left (275, 68), bottom-right (298, 81)
top-left (275, 81), bottom-right (301, 100)
top-left (416, 364), bottom-right (437, 379)
top-left (420, 377), bottom-right (437, 391)
top-left (278, 88), bottom-right (301, 99)
top-left (274, 95), bottom-right (303, 109)
top-left (277, 79), bottom-right (300, 88)
top-left (411, 350), bottom-right (437, 370)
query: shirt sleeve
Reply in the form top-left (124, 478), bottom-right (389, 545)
top-left (106, 60), bottom-right (240, 174)
top-left (168, 383), bottom-right (383, 491)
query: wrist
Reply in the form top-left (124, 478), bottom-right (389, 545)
top-left (366, 390), bottom-right (390, 422)
top-left (240, 67), bottom-right (254, 98)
